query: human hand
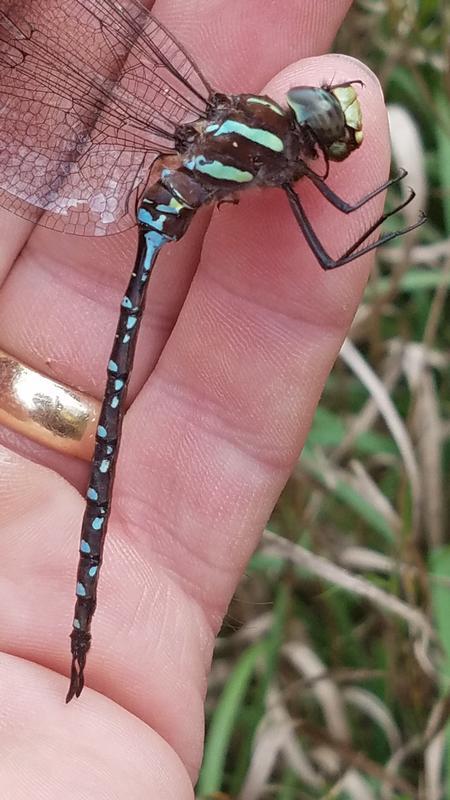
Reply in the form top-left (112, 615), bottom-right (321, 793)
top-left (0, 0), bottom-right (390, 796)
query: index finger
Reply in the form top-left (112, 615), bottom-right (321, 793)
top-left (113, 51), bottom-right (390, 758)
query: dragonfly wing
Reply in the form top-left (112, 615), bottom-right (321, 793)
top-left (0, 0), bottom-right (211, 235)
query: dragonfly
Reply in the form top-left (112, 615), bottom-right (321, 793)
top-left (0, 0), bottom-right (425, 703)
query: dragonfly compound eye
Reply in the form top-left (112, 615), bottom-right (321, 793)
top-left (286, 84), bottom-right (363, 162)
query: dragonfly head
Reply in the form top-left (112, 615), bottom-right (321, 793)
top-left (287, 84), bottom-right (363, 162)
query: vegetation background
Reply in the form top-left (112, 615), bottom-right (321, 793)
top-left (197, 2), bottom-right (450, 798)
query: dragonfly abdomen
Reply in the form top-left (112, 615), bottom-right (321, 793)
top-left (67, 170), bottom-right (206, 701)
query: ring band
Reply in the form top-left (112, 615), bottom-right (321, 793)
top-left (0, 349), bottom-right (100, 460)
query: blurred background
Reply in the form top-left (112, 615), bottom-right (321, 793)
top-left (197, 2), bottom-right (450, 798)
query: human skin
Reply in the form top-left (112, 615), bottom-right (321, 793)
top-left (0, 0), bottom-right (390, 797)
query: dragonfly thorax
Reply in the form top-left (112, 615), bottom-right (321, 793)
top-left (175, 92), bottom-right (315, 197)
top-left (139, 84), bottom-right (368, 276)
top-left (174, 85), bottom-right (364, 203)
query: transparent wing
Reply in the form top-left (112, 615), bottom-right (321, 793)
top-left (0, 0), bottom-right (212, 235)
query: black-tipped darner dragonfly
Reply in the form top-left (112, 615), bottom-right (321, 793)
top-left (0, 0), bottom-right (425, 702)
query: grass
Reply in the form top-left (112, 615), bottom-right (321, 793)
top-left (197, 1), bottom-right (449, 798)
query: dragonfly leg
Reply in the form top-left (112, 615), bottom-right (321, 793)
top-left (217, 194), bottom-right (240, 211)
top-left (339, 190), bottom-right (420, 259)
top-left (283, 183), bottom-right (426, 271)
top-left (304, 167), bottom-right (408, 213)
top-left (325, 79), bottom-right (365, 91)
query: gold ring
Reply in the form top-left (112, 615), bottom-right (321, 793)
top-left (0, 349), bottom-right (100, 460)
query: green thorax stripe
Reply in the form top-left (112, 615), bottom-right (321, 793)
top-left (184, 155), bottom-right (253, 183)
top-left (205, 119), bottom-right (284, 153)
top-left (246, 96), bottom-right (284, 116)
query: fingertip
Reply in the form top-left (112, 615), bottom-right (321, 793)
top-left (267, 52), bottom-right (384, 104)
top-left (261, 52), bottom-right (392, 271)
top-left (265, 52), bottom-right (390, 176)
